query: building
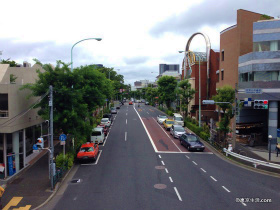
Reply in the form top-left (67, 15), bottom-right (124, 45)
top-left (159, 64), bottom-right (179, 75)
top-left (0, 63), bottom-right (46, 179)
top-left (237, 18), bottom-right (279, 148)
top-left (156, 71), bottom-right (181, 82)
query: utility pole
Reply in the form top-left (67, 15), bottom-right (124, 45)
top-left (49, 85), bottom-right (54, 190)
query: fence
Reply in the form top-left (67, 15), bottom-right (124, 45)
top-left (53, 161), bottom-right (68, 186)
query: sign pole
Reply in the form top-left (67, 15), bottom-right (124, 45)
top-left (49, 85), bottom-right (54, 191)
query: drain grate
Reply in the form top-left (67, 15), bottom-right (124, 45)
top-left (71, 179), bottom-right (81, 184)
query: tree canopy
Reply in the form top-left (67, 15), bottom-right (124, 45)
top-left (177, 79), bottom-right (195, 117)
top-left (157, 76), bottom-right (177, 108)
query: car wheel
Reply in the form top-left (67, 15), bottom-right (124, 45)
top-left (180, 140), bottom-right (183, 145)
top-left (187, 146), bottom-right (190, 151)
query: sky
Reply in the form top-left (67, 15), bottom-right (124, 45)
top-left (1, 0), bottom-right (280, 85)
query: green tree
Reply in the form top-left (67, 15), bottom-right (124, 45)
top-left (1, 58), bottom-right (18, 67)
top-left (212, 85), bottom-right (235, 146)
top-left (157, 76), bottom-right (177, 109)
top-left (177, 79), bottom-right (195, 118)
top-left (144, 86), bottom-right (158, 105)
top-left (10, 74), bottom-right (18, 83)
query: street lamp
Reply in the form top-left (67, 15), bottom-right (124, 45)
top-left (179, 51), bottom-right (202, 127)
top-left (71, 38), bottom-right (102, 72)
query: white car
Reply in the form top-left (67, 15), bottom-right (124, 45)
top-left (91, 127), bottom-right (105, 144)
top-left (100, 118), bottom-right (111, 127)
top-left (157, 115), bottom-right (168, 124)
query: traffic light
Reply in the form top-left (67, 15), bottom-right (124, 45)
top-left (254, 100), bottom-right (268, 109)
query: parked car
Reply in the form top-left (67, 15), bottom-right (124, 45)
top-left (173, 113), bottom-right (184, 126)
top-left (91, 127), bottom-right (105, 144)
top-left (157, 115), bottom-right (168, 124)
top-left (111, 107), bottom-right (117, 114)
top-left (116, 105), bottom-right (120, 109)
top-left (163, 119), bottom-right (175, 131)
top-left (103, 113), bottom-right (113, 123)
top-left (100, 118), bottom-right (111, 127)
top-left (170, 125), bottom-right (186, 138)
top-left (77, 142), bottom-right (99, 162)
top-left (179, 133), bottom-right (205, 151)
top-left (129, 101), bottom-right (133, 105)
top-left (97, 124), bottom-right (108, 136)
top-left (145, 101), bottom-right (149, 105)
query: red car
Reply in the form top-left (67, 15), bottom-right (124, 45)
top-left (97, 124), bottom-right (108, 136)
top-left (77, 142), bottom-right (99, 162)
top-left (129, 101), bottom-right (133, 105)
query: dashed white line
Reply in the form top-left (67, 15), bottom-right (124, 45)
top-left (192, 161), bottom-right (198, 165)
top-left (125, 132), bottom-right (127, 141)
top-left (169, 177), bottom-right (173, 183)
top-left (241, 202), bottom-right (247, 207)
top-left (200, 168), bottom-right (206, 173)
top-left (222, 186), bottom-right (231, 193)
top-left (161, 161), bottom-right (165, 166)
top-left (174, 187), bottom-right (182, 201)
top-left (210, 176), bottom-right (217, 182)
top-left (185, 155), bottom-right (190, 159)
top-left (147, 112), bottom-right (149, 114)
top-left (126, 113), bottom-right (127, 115)
top-left (165, 168), bottom-right (169, 173)
top-left (126, 119), bottom-right (127, 124)
top-left (158, 155), bottom-right (161, 158)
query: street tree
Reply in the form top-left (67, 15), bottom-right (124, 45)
top-left (177, 79), bottom-right (195, 118)
top-left (157, 76), bottom-right (177, 109)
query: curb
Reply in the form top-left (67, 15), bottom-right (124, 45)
top-left (32, 164), bottom-right (75, 210)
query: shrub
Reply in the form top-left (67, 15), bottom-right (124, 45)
top-left (200, 131), bottom-right (210, 141)
top-left (56, 152), bottom-right (74, 169)
top-left (166, 110), bottom-right (173, 116)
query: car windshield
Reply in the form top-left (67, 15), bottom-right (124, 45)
top-left (175, 117), bottom-right (183, 121)
top-left (166, 121), bottom-right (174, 124)
top-left (80, 147), bottom-right (94, 152)
top-left (187, 135), bottom-right (198, 142)
top-left (159, 115), bottom-right (167, 119)
top-left (101, 119), bottom-right (108, 122)
top-left (175, 127), bottom-right (185, 132)
top-left (92, 131), bottom-right (101, 136)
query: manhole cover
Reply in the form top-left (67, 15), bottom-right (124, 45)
top-left (154, 184), bottom-right (167, 189)
top-left (155, 166), bottom-right (165, 170)
top-left (71, 179), bottom-right (81, 184)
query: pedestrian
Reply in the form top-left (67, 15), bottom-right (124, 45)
top-left (0, 185), bottom-right (5, 210)
top-left (276, 143), bottom-right (280, 157)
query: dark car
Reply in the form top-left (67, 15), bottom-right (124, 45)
top-left (103, 113), bottom-right (113, 123)
top-left (179, 133), bottom-right (205, 151)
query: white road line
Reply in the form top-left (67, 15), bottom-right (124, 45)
top-left (210, 176), bottom-right (217, 182)
top-left (241, 202), bottom-right (247, 207)
top-left (126, 113), bottom-right (127, 115)
top-left (165, 168), bottom-right (169, 173)
top-left (222, 186), bottom-right (231, 193)
top-left (185, 155), bottom-right (190, 159)
top-left (200, 168), bottom-right (206, 173)
top-left (158, 155), bottom-right (161, 158)
top-left (147, 112), bottom-right (149, 114)
top-left (152, 118), bottom-right (182, 152)
top-left (125, 132), bottom-right (127, 141)
top-left (161, 161), bottom-right (165, 165)
top-left (126, 119), bottom-right (127, 124)
top-left (134, 106), bottom-right (158, 152)
top-left (174, 187), bottom-right (182, 201)
top-left (156, 151), bottom-right (213, 154)
top-left (81, 150), bottom-right (103, 166)
top-left (192, 161), bottom-right (198, 165)
top-left (169, 177), bottom-right (173, 183)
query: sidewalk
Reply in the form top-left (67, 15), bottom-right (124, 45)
top-left (1, 141), bottom-right (62, 210)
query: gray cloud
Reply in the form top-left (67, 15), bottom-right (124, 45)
top-left (150, 0), bottom-right (280, 37)
top-left (123, 56), bottom-right (150, 65)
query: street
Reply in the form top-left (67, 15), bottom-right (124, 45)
top-left (42, 103), bottom-right (280, 210)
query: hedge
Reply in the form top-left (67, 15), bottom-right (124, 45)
top-left (185, 121), bottom-right (210, 141)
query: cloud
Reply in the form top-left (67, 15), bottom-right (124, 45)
top-left (150, 0), bottom-right (280, 37)
top-left (123, 56), bottom-right (150, 65)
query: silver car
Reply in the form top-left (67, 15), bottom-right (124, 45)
top-left (170, 125), bottom-right (186, 138)
top-left (157, 115), bottom-right (168, 124)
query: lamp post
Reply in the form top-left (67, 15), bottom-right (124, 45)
top-left (268, 135), bottom-right (272, 161)
top-left (179, 51), bottom-right (202, 127)
top-left (71, 38), bottom-right (102, 72)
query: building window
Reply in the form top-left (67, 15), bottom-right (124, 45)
top-left (221, 50), bottom-right (224, 61)
top-left (239, 71), bottom-right (280, 82)
top-left (221, 70), bottom-right (224, 80)
top-left (217, 73), bottom-right (219, 82)
top-left (253, 40), bottom-right (280, 52)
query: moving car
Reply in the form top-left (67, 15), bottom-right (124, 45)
top-left (100, 118), bottom-right (111, 127)
top-left (103, 113), bottom-right (113, 123)
top-left (129, 101), bottom-right (133, 105)
top-left (179, 133), bottom-right (205, 151)
top-left (97, 124), bottom-right (108, 136)
top-left (77, 142), bottom-right (99, 162)
top-left (91, 127), bottom-right (105, 144)
top-left (163, 119), bottom-right (175, 131)
top-left (111, 107), bottom-right (117, 114)
top-left (157, 115), bottom-right (168, 124)
top-left (173, 113), bottom-right (184, 126)
top-left (170, 125), bottom-right (186, 138)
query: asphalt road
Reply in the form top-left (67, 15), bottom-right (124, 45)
top-left (43, 103), bottom-right (280, 210)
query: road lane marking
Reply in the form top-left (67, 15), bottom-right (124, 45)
top-left (174, 187), bottom-right (182, 201)
top-left (125, 132), bottom-right (127, 141)
top-left (241, 202), bottom-right (247, 206)
top-left (200, 168), bottom-right (206, 173)
top-left (81, 150), bottom-right (103, 166)
top-left (13, 205), bottom-right (32, 210)
top-left (126, 113), bottom-right (127, 115)
top-left (152, 118), bottom-right (182, 152)
top-left (169, 177), bottom-right (173, 183)
top-left (192, 161), bottom-right (198, 165)
top-left (210, 176), bottom-right (217, 182)
top-left (134, 106), bottom-right (158, 152)
top-left (165, 168), bottom-right (169, 173)
top-left (147, 112), bottom-right (149, 114)
top-left (3, 197), bottom-right (23, 210)
top-left (158, 155), bottom-right (161, 158)
top-left (222, 186), bottom-right (231, 192)
top-left (126, 119), bottom-right (127, 124)
top-left (185, 155), bottom-right (190, 159)
top-left (161, 161), bottom-right (165, 165)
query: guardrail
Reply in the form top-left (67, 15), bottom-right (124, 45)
top-left (223, 148), bottom-right (280, 170)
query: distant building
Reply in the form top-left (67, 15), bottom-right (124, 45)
top-left (159, 64), bottom-right (179, 75)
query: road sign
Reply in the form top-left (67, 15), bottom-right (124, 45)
top-left (59, 134), bottom-right (67, 141)
top-left (245, 88), bottom-right (262, 94)
top-left (202, 100), bottom-right (215, 105)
